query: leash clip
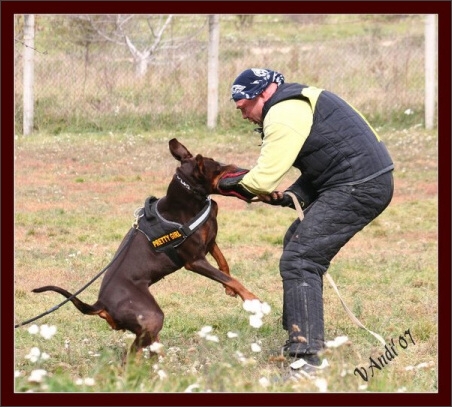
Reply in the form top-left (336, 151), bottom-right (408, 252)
top-left (133, 207), bottom-right (144, 228)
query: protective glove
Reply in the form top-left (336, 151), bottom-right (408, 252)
top-left (217, 170), bottom-right (256, 202)
top-left (261, 190), bottom-right (304, 209)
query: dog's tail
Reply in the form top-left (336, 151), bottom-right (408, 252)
top-left (32, 286), bottom-right (102, 315)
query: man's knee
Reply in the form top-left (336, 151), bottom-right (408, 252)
top-left (283, 219), bottom-right (300, 248)
top-left (279, 246), bottom-right (326, 282)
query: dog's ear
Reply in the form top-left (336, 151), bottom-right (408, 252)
top-left (195, 154), bottom-right (205, 176)
top-left (169, 138), bottom-right (193, 161)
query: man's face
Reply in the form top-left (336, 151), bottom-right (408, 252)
top-left (235, 95), bottom-right (264, 126)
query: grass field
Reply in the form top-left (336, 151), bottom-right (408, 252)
top-left (13, 126), bottom-right (438, 394)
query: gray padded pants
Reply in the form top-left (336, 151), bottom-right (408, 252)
top-left (280, 171), bottom-right (394, 356)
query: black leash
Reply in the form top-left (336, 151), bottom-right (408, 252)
top-left (15, 227), bottom-right (138, 329)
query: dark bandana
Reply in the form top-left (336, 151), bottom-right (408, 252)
top-left (231, 68), bottom-right (285, 101)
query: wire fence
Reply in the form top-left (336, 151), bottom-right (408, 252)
top-left (14, 14), bottom-right (431, 134)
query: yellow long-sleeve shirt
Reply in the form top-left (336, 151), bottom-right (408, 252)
top-left (240, 87), bottom-right (322, 194)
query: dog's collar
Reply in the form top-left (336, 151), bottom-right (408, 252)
top-left (174, 172), bottom-right (208, 201)
top-left (176, 174), bottom-right (192, 191)
top-left (155, 197), bottom-right (212, 237)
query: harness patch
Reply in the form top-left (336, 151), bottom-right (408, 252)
top-left (135, 195), bottom-right (212, 266)
top-left (151, 229), bottom-right (184, 249)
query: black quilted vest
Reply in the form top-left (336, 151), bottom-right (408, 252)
top-left (261, 83), bottom-right (394, 191)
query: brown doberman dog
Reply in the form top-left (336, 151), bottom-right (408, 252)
top-left (33, 138), bottom-right (260, 358)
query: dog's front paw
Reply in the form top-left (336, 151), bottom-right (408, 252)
top-left (224, 287), bottom-right (237, 297)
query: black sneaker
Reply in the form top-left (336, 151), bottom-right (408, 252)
top-left (281, 340), bottom-right (321, 366)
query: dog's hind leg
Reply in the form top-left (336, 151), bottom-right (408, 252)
top-left (111, 288), bottom-right (165, 359)
top-left (126, 316), bottom-right (163, 365)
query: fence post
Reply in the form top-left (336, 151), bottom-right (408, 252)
top-left (207, 15), bottom-right (220, 129)
top-left (23, 14), bottom-right (35, 136)
top-left (424, 14), bottom-right (437, 130)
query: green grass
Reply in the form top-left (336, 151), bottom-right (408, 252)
top-left (14, 126), bottom-right (437, 393)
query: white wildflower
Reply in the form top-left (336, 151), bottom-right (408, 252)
top-left (249, 314), bottom-right (263, 328)
top-left (198, 325), bottom-right (213, 338)
top-left (237, 356), bottom-right (256, 366)
top-left (15, 370), bottom-right (22, 378)
top-left (27, 324), bottom-right (39, 335)
top-left (261, 302), bottom-right (271, 315)
top-left (397, 386), bottom-right (407, 392)
top-left (149, 342), bottom-right (164, 354)
top-left (325, 335), bottom-right (349, 348)
top-left (227, 331), bottom-right (238, 338)
top-left (25, 347), bottom-right (41, 363)
top-left (358, 383), bottom-right (368, 391)
top-left (28, 369), bottom-right (47, 383)
top-left (251, 343), bottom-right (262, 352)
top-left (404, 108), bottom-right (414, 115)
top-left (205, 334), bottom-right (219, 343)
top-left (83, 377), bottom-right (95, 386)
top-left (75, 377), bottom-right (95, 386)
top-left (314, 377), bottom-right (328, 392)
top-left (40, 352), bottom-right (50, 360)
top-left (259, 377), bottom-right (270, 388)
top-left (235, 351), bottom-right (248, 364)
top-left (416, 361), bottom-right (435, 369)
top-left (244, 300), bottom-right (270, 327)
top-left (243, 299), bottom-right (262, 314)
top-left (40, 324), bottom-right (57, 340)
top-left (255, 311), bottom-right (265, 319)
top-left (157, 369), bottom-right (167, 380)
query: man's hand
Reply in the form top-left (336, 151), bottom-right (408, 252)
top-left (258, 190), bottom-right (304, 208)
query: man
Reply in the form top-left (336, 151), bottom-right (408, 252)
top-left (218, 68), bottom-right (394, 370)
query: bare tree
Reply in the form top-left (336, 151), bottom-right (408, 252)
top-left (124, 15), bottom-right (173, 77)
top-left (73, 15), bottom-right (206, 77)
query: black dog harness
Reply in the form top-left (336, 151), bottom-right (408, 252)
top-left (135, 196), bottom-right (212, 267)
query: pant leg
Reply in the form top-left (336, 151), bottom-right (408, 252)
top-left (280, 172), bottom-right (393, 355)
